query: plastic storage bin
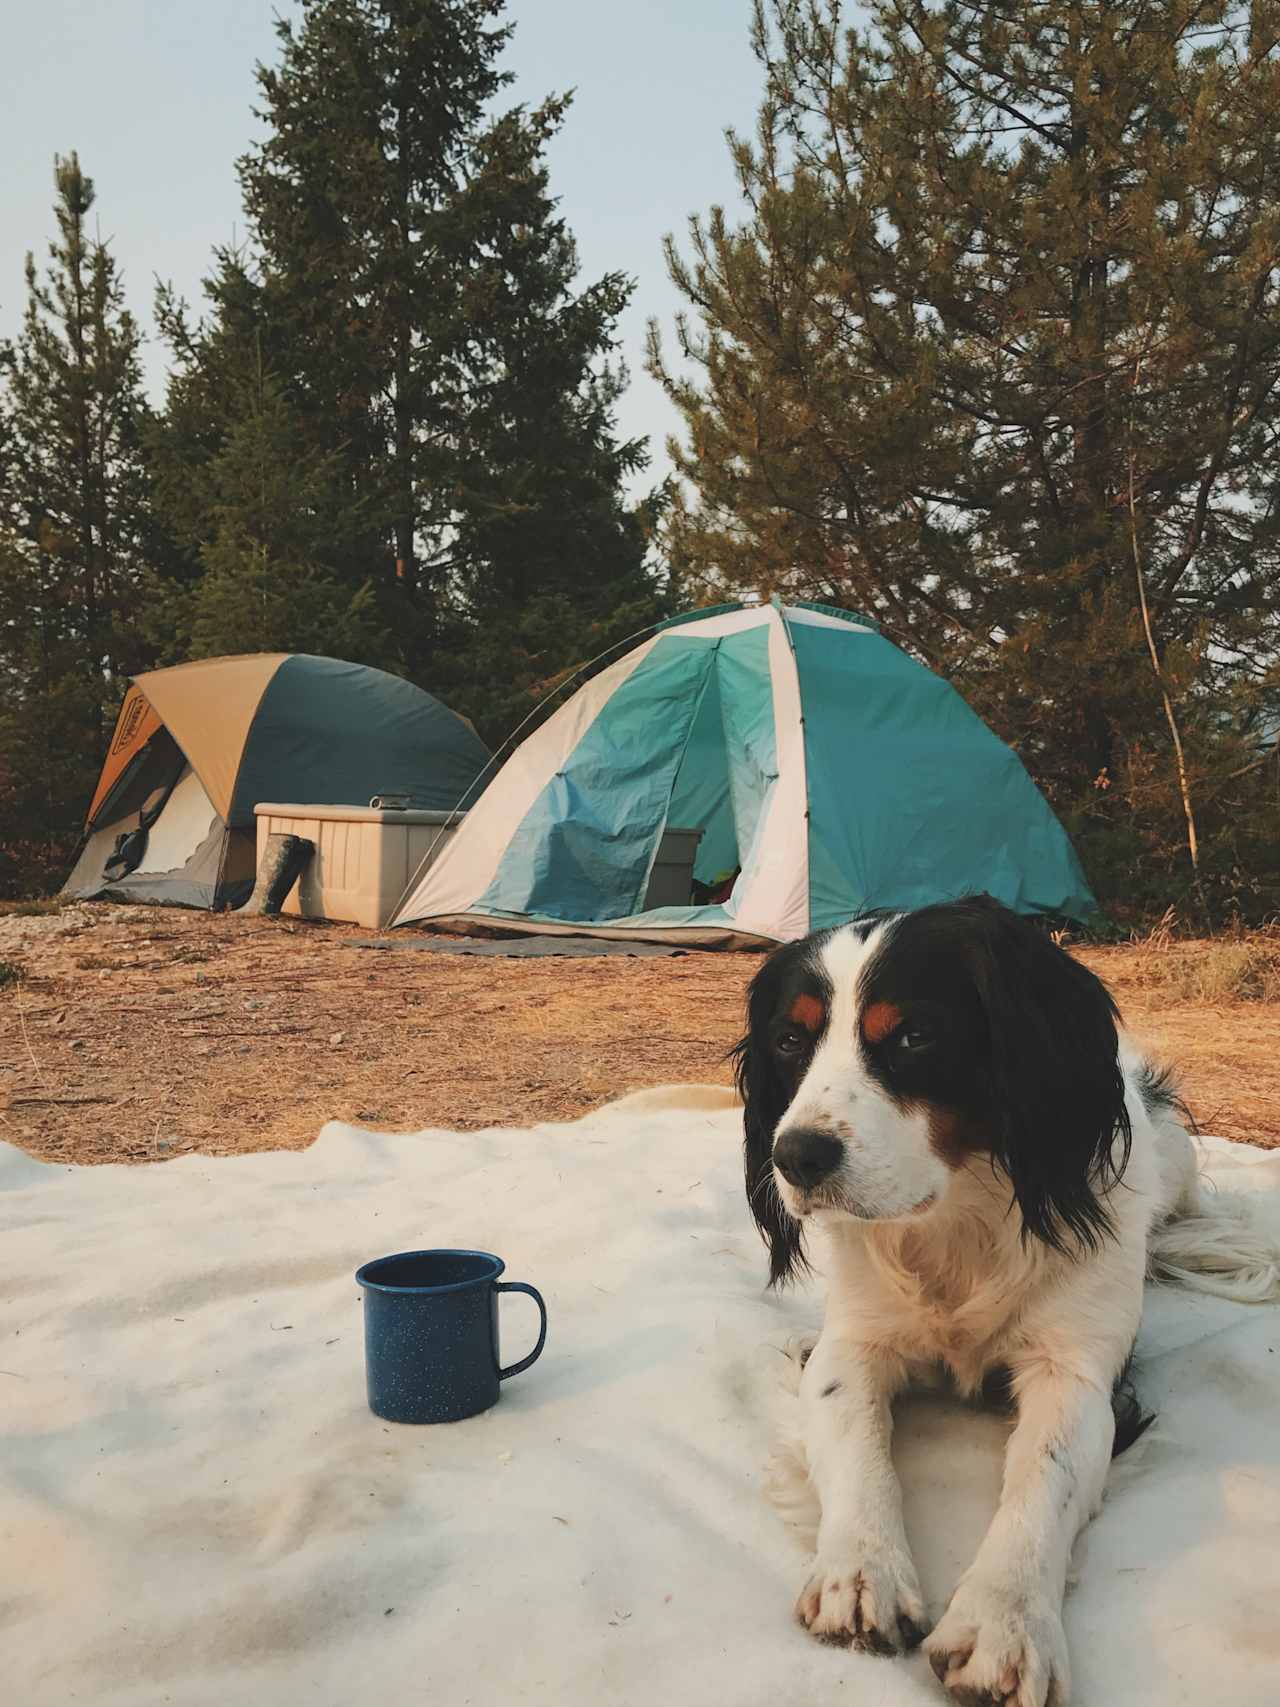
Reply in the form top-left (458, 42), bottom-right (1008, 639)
top-left (643, 827), bottom-right (704, 909)
top-left (252, 803), bottom-right (463, 929)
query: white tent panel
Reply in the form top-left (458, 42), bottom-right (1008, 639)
top-left (663, 604), bottom-right (873, 641)
top-left (657, 605), bottom-right (773, 640)
top-left (393, 637), bottom-right (661, 925)
top-left (783, 605), bottom-right (875, 633)
top-left (134, 766), bottom-right (220, 875)
top-left (725, 609), bottom-right (809, 941)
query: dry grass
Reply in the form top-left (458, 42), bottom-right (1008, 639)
top-left (1118, 911), bottom-right (1280, 1005)
top-left (1, 903), bottom-right (1277, 1165)
top-left (1138, 941), bottom-right (1280, 1004)
top-left (0, 907), bottom-right (753, 1164)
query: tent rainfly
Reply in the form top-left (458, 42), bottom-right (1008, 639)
top-left (64, 654), bottom-right (491, 910)
top-left (391, 600), bottom-right (1095, 947)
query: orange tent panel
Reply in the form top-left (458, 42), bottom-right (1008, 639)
top-left (86, 687), bottom-right (163, 826)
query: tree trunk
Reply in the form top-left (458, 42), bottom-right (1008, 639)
top-left (393, 69), bottom-right (417, 603)
top-left (1068, 25), bottom-right (1115, 783)
top-left (66, 186), bottom-right (101, 749)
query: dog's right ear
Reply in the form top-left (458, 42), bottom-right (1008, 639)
top-left (732, 948), bottom-right (808, 1288)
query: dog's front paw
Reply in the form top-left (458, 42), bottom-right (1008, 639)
top-left (796, 1546), bottom-right (928, 1654)
top-left (925, 1577), bottom-right (1068, 1706)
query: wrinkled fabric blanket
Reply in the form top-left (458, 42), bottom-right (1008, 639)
top-left (3, 1087), bottom-right (1277, 1706)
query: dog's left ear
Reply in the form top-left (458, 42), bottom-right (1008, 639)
top-left (957, 897), bottom-right (1132, 1253)
top-left (733, 948), bottom-right (808, 1287)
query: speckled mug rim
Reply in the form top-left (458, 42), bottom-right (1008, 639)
top-left (355, 1248), bottom-right (505, 1296)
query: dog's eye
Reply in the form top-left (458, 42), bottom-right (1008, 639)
top-left (893, 1025), bottom-right (934, 1054)
top-left (775, 1028), bottom-right (808, 1055)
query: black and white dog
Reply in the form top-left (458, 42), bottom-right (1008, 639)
top-left (736, 896), bottom-right (1277, 1707)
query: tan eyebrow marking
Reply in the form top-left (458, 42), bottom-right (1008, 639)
top-left (861, 1000), bottom-right (903, 1045)
top-left (788, 993), bottom-right (826, 1033)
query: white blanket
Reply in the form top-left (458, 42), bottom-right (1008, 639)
top-left (3, 1089), bottom-right (1278, 1707)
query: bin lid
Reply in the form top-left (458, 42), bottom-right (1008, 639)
top-left (253, 802), bottom-right (465, 826)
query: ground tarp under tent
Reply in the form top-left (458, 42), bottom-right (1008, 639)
top-left (63, 654), bottom-right (491, 911)
top-left (392, 600), bottom-right (1095, 947)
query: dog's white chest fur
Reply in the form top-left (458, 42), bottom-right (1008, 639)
top-left (822, 1178), bottom-right (1059, 1393)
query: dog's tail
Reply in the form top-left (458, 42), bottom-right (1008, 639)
top-left (1149, 1189), bottom-right (1280, 1304)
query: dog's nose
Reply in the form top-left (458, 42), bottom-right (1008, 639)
top-left (773, 1128), bottom-right (844, 1191)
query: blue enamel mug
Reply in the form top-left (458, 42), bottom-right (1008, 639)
top-left (355, 1249), bottom-right (547, 1424)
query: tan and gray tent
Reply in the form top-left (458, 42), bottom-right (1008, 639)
top-left (64, 654), bottom-right (491, 909)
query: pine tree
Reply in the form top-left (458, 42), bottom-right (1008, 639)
top-left (148, 263), bottom-right (390, 665)
top-left (425, 98), bottom-right (669, 740)
top-left (152, 0), bottom-right (665, 738)
top-left (0, 155), bottom-right (152, 887)
top-left (650, 1), bottom-right (1280, 922)
top-left (241, 0), bottom-right (512, 617)
top-left (181, 364), bottom-right (388, 662)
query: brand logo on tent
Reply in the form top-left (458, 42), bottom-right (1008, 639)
top-left (111, 691), bottom-right (148, 755)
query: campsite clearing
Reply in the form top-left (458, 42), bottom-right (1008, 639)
top-left (1, 902), bottom-right (1277, 1165)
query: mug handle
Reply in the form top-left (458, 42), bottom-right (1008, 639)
top-left (496, 1282), bottom-right (547, 1380)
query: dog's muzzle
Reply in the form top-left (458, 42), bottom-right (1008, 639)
top-left (773, 1127), bottom-right (844, 1192)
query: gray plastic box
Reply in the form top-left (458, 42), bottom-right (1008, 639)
top-left (253, 802), bottom-right (463, 929)
top-left (644, 826), bottom-right (705, 910)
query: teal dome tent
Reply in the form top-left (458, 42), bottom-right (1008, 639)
top-left (392, 601), bottom-right (1094, 946)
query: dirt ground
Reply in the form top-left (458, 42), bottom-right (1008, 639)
top-left (1, 902), bottom-right (1277, 1165)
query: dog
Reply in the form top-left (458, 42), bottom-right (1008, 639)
top-left (735, 896), bottom-right (1278, 1706)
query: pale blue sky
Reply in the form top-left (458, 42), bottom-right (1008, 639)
top-left (2, 0), bottom-right (765, 489)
